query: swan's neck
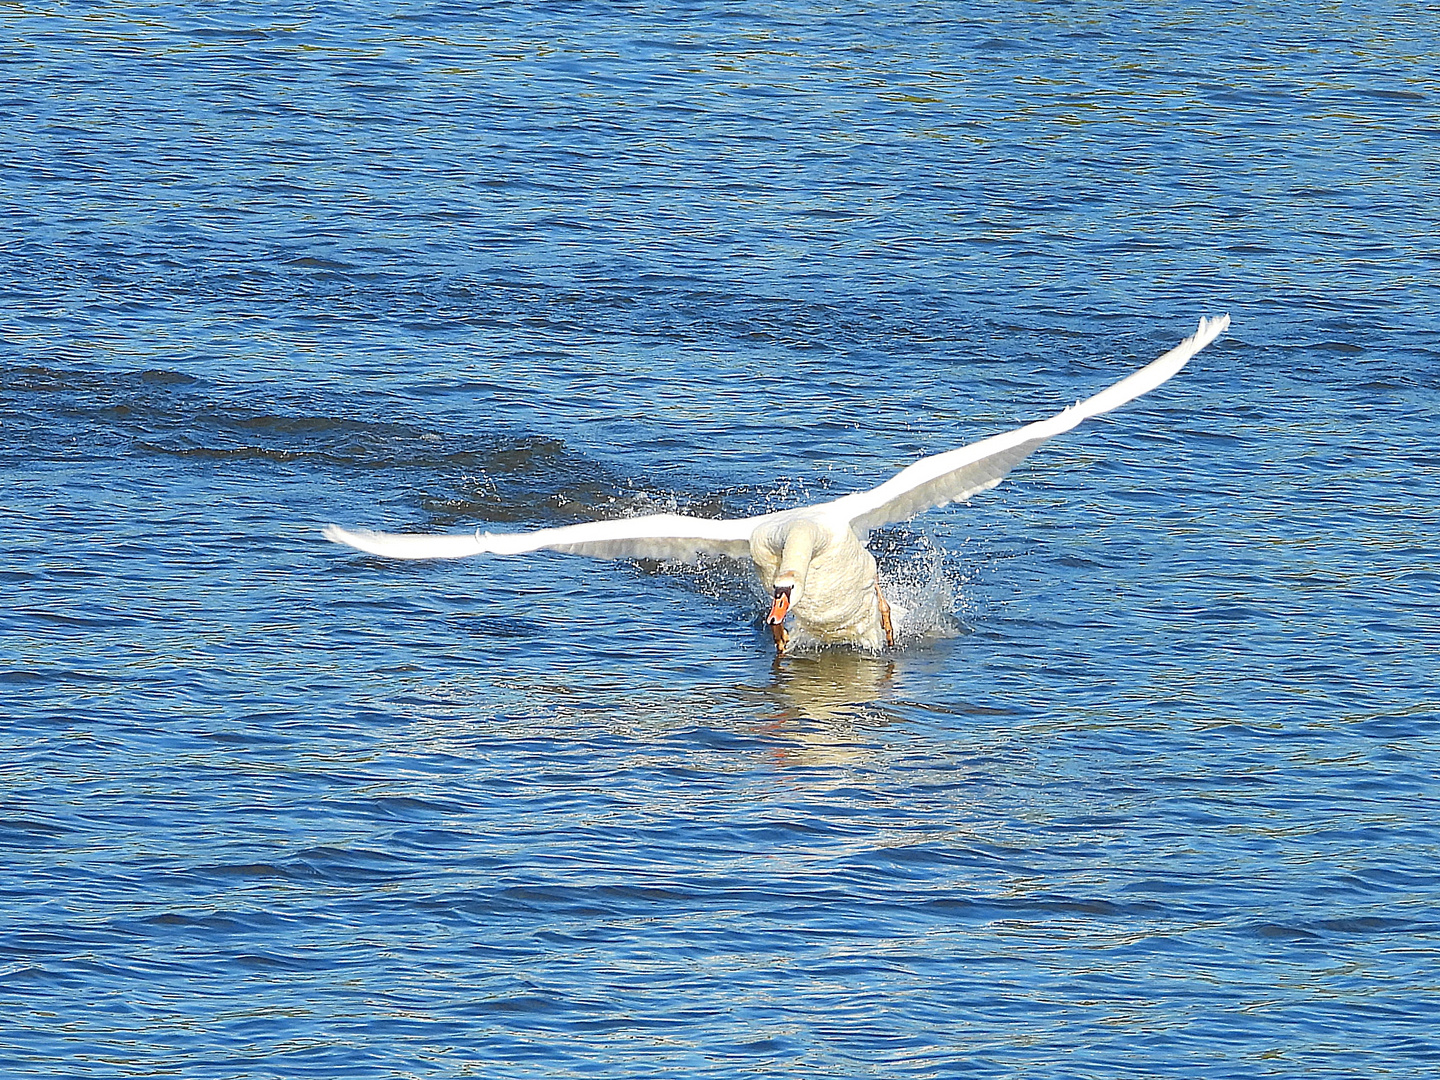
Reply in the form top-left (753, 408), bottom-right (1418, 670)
top-left (776, 520), bottom-right (821, 591)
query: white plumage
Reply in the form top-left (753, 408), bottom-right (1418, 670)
top-left (325, 314), bottom-right (1229, 651)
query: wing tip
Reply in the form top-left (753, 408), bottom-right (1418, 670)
top-left (1196, 312), bottom-right (1231, 342)
top-left (322, 523), bottom-right (379, 554)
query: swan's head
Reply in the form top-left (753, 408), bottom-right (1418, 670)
top-left (766, 571), bottom-right (799, 653)
top-left (767, 570), bottom-right (801, 623)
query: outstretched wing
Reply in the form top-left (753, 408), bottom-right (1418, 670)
top-left (323, 511), bottom-right (761, 563)
top-left (326, 316), bottom-right (1226, 562)
top-left (830, 314), bottom-right (1230, 536)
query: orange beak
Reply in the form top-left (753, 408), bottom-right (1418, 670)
top-left (766, 586), bottom-right (793, 653)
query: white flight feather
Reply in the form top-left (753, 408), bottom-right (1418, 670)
top-left (323, 314), bottom-right (1229, 562)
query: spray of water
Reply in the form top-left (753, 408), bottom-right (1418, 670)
top-left (877, 534), bottom-right (964, 646)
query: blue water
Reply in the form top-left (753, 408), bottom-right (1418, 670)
top-left (4, 2), bottom-right (1439, 1076)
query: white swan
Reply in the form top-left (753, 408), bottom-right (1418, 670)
top-left (325, 315), bottom-right (1229, 652)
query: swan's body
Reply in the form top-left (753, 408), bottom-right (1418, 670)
top-left (325, 315), bottom-right (1229, 652)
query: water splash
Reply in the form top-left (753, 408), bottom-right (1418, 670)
top-left (878, 533), bottom-right (965, 646)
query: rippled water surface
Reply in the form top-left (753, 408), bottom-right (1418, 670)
top-left (3, 2), bottom-right (1439, 1076)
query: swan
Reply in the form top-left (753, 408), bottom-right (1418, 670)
top-left (325, 315), bottom-right (1229, 653)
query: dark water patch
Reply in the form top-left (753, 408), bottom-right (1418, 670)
top-left (284, 845), bottom-right (415, 885)
top-left (137, 908), bottom-right (297, 935)
top-left (184, 861), bottom-right (301, 883)
top-left (1309, 915), bottom-right (1437, 937)
top-left (0, 815), bottom-right (76, 846)
top-left (363, 794), bottom-right (467, 819)
top-left (1245, 921), bottom-right (1323, 943)
top-left (1, 357), bottom-right (685, 528)
top-left (196, 728), bottom-right (293, 749)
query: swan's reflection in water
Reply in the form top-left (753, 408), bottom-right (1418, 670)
top-left (755, 648), bottom-right (899, 766)
top-left (768, 649), bottom-right (896, 723)
top-left (400, 639), bottom-right (910, 771)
